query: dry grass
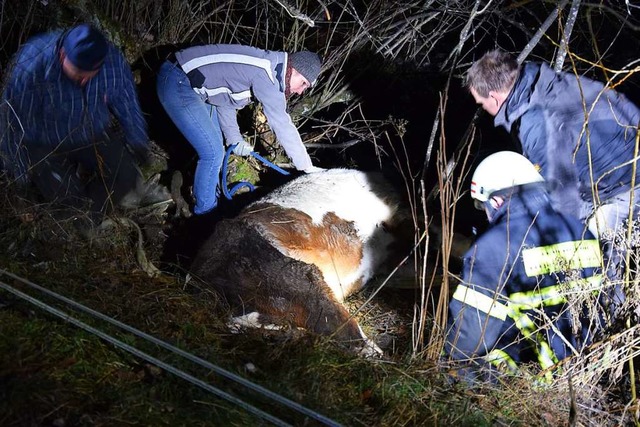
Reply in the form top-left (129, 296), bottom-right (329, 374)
top-left (0, 178), bottom-right (603, 426)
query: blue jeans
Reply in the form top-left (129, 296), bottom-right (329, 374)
top-left (157, 60), bottom-right (224, 215)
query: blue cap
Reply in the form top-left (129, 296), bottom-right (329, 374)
top-left (62, 24), bottom-right (108, 71)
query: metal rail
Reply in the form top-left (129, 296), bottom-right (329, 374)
top-left (0, 269), bottom-right (342, 427)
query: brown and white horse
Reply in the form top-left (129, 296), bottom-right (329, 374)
top-left (189, 168), bottom-right (407, 355)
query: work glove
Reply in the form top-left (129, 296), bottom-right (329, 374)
top-left (231, 140), bottom-right (253, 157)
top-left (303, 165), bottom-right (325, 174)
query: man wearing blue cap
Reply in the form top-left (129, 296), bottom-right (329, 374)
top-left (1, 23), bottom-right (161, 221)
top-left (156, 44), bottom-right (323, 215)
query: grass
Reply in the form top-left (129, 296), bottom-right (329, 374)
top-left (0, 196), bottom-right (497, 426)
top-left (0, 186), bottom-right (636, 425)
top-left (0, 309), bottom-right (259, 426)
top-left (2, 208), bottom-right (624, 426)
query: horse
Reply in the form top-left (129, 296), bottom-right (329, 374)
top-left (189, 168), bottom-right (408, 355)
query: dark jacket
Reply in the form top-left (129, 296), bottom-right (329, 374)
top-left (445, 183), bottom-right (604, 381)
top-left (0, 29), bottom-right (149, 183)
top-left (494, 62), bottom-right (640, 218)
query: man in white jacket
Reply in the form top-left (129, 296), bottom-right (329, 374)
top-left (156, 44), bottom-right (322, 215)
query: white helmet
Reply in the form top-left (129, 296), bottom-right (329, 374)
top-left (470, 151), bottom-right (544, 204)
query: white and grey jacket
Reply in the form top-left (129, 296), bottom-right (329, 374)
top-left (175, 44), bottom-right (313, 171)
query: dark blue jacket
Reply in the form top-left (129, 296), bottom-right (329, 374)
top-left (445, 184), bottom-right (603, 380)
top-left (0, 29), bottom-right (149, 183)
top-left (494, 62), bottom-right (640, 219)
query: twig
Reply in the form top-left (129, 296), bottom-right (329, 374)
top-left (305, 139), bottom-right (361, 149)
top-left (99, 217), bottom-right (161, 278)
top-left (518, 0), bottom-right (570, 64)
top-left (623, 118), bottom-right (640, 425)
top-left (421, 109), bottom-right (440, 183)
top-left (451, 0), bottom-right (486, 58)
top-left (554, 0), bottom-right (582, 72)
top-left (272, 0), bottom-right (315, 27)
top-left (426, 109), bottom-right (479, 204)
top-left (568, 374), bottom-right (577, 426)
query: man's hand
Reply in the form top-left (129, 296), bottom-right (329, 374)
top-left (231, 140), bottom-right (253, 157)
top-left (303, 165), bottom-right (325, 173)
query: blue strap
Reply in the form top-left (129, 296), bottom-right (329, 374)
top-left (222, 144), bottom-right (290, 200)
top-left (249, 151), bottom-right (290, 176)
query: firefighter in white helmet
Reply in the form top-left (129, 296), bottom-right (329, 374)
top-left (444, 151), bottom-right (607, 384)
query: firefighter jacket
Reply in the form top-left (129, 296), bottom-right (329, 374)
top-left (444, 183), bottom-right (604, 380)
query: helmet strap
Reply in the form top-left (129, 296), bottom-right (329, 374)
top-left (483, 196), bottom-right (504, 222)
top-left (489, 196), bottom-right (503, 210)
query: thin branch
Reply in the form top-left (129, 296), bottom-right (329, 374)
top-left (452, 0), bottom-right (485, 58)
top-left (304, 139), bottom-right (361, 149)
top-left (518, 0), bottom-right (570, 64)
top-left (554, 0), bottom-right (582, 72)
top-left (272, 0), bottom-right (315, 27)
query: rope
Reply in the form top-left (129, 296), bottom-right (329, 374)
top-left (222, 144), bottom-right (290, 200)
top-left (222, 144), bottom-right (255, 199)
top-left (249, 151), bottom-right (290, 176)
top-left (0, 268), bottom-right (342, 427)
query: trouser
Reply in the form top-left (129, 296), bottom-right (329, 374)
top-left (28, 131), bottom-right (141, 215)
top-left (156, 60), bottom-right (224, 215)
top-left (580, 187), bottom-right (640, 309)
top-left (583, 188), bottom-right (640, 240)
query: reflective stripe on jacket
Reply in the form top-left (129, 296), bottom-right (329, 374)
top-left (445, 183), bottom-right (604, 379)
top-left (174, 44), bottom-right (312, 171)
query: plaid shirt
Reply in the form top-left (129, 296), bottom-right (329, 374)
top-left (0, 29), bottom-right (148, 182)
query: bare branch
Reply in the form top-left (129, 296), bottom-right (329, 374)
top-left (555, 0), bottom-right (582, 72)
top-left (518, 0), bottom-right (570, 64)
top-left (272, 0), bottom-right (315, 27)
top-left (304, 139), bottom-right (361, 148)
top-left (452, 0), bottom-right (485, 58)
